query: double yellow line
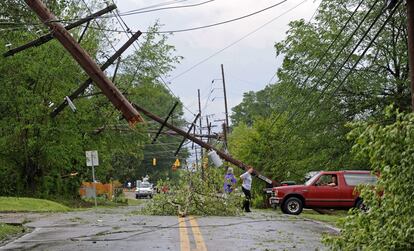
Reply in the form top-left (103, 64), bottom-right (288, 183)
top-left (178, 216), bottom-right (207, 251)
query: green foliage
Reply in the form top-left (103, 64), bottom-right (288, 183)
top-left (0, 3), bottom-right (185, 198)
top-left (229, 0), bottom-right (408, 188)
top-left (323, 108), bottom-right (414, 250)
top-left (141, 167), bottom-right (242, 216)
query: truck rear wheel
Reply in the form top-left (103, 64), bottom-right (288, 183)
top-left (282, 197), bottom-right (303, 215)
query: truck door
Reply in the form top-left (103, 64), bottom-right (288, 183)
top-left (305, 174), bottom-right (347, 207)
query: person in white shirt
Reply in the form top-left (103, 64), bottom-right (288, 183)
top-left (240, 167), bottom-right (254, 212)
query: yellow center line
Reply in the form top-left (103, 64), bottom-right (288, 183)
top-left (178, 217), bottom-right (191, 251)
top-left (188, 216), bottom-right (208, 251)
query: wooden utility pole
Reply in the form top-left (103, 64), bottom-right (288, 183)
top-left (25, 0), bottom-right (143, 125)
top-left (197, 89), bottom-right (205, 179)
top-left (221, 64), bottom-right (230, 132)
top-left (407, 0), bottom-right (414, 111)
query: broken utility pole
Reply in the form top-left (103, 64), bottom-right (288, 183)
top-left (23, 0), bottom-right (143, 125)
top-left (3, 4), bottom-right (116, 57)
top-left (132, 103), bottom-right (273, 185)
top-left (51, 30), bottom-right (142, 118)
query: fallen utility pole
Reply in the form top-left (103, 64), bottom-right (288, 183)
top-left (51, 30), bottom-right (142, 118)
top-left (132, 103), bottom-right (273, 185)
top-left (3, 4), bottom-right (117, 57)
top-left (24, 0), bottom-right (143, 125)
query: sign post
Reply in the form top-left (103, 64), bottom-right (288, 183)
top-left (86, 150), bottom-right (99, 207)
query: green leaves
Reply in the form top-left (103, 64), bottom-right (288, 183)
top-left (0, 3), bottom-right (185, 198)
top-left (324, 109), bottom-right (414, 250)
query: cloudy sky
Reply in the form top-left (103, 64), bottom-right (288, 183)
top-left (97, 0), bottom-right (321, 163)
top-left (111, 0), bottom-right (320, 123)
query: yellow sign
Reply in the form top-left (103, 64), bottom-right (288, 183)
top-left (152, 158), bottom-right (156, 166)
top-left (174, 158), bottom-right (181, 167)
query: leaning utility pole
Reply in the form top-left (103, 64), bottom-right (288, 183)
top-left (25, 0), bottom-right (143, 125)
top-left (407, 0), bottom-right (414, 111)
top-left (221, 64), bottom-right (230, 132)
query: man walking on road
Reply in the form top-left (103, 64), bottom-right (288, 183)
top-left (240, 167), bottom-right (253, 212)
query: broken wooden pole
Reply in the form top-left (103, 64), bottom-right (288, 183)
top-left (24, 0), bottom-right (142, 125)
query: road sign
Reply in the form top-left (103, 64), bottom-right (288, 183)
top-left (86, 150), bottom-right (99, 166)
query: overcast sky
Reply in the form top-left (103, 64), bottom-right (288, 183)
top-left (104, 0), bottom-right (321, 163)
top-left (112, 0), bottom-right (320, 122)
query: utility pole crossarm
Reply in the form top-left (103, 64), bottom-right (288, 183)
top-left (3, 4), bottom-right (117, 57)
top-left (174, 113), bottom-right (200, 156)
top-left (50, 30), bottom-right (142, 118)
top-left (152, 102), bottom-right (179, 144)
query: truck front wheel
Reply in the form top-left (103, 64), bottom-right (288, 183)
top-left (282, 197), bottom-right (303, 215)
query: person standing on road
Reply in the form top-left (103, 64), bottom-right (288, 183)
top-left (224, 167), bottom-right (237, 193)
top-left (240, 167), bottom-right (254, 212)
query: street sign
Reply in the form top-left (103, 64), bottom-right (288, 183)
top-left (86, 150), bottom-right (99, 166)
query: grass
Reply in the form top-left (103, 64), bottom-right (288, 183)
top-left (0, 197), bottom-right (70, 212)
top-left (0, 223), bottom-right (25, 242)
top-left (300, 209), bottom-right (348, 226)
top-left (127, 198), bottom-right (146, 206)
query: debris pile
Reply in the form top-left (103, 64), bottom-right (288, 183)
top-left (141, 168), bottom-right (242, 216)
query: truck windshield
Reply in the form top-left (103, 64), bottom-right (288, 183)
top-left (305, 172), bottom-right (320, 186)
top-left (139, 183), bottom-right (151, 188)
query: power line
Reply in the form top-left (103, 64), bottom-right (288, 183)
top-left (276, 0), bottom-right (400, 140)
top-left (269, 0), bottom-right (381, 130)
top-left (268, 0), bottom-right (377, 130)
top-left (119, 0), bottom-right (190, 14)
top-left (108, 3), bottom-right (197, 117)
top-left (56, 0), bottom-right (289, 36)
top-left (291, 0), bottom-right (402, 133)
top-left (168, 0), bottom-right (307, 81)
top-left (115, 0), bottom-right (215, 17)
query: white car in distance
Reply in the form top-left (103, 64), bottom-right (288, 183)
top-left (135, 181), bottom-right (154, 199)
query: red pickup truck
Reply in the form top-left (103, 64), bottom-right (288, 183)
top-left (269, 170), bottom-right (377, 215)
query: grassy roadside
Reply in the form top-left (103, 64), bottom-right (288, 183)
top-left (300, 209), bottom-right (348, 226)
top-left (0, 197), bottom-right (70, 212)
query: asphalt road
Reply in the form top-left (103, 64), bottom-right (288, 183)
top-left (0, 195), bottom-right (337, 251)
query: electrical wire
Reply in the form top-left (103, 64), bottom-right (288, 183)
top-left (107, 2), bottom-right (197, 117)
top-left (115, 0), bottom-right (215, 17)
top-left (168, 0), bottom-right (307, 81)
top-left (267, 0), bottom-right (368, 130)
top-left (83, 0), bottom-right (288, 36)
top-left (283, 0), bottom-right (402, 138)
top-left (5, 0), bottom-right (288, 34)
